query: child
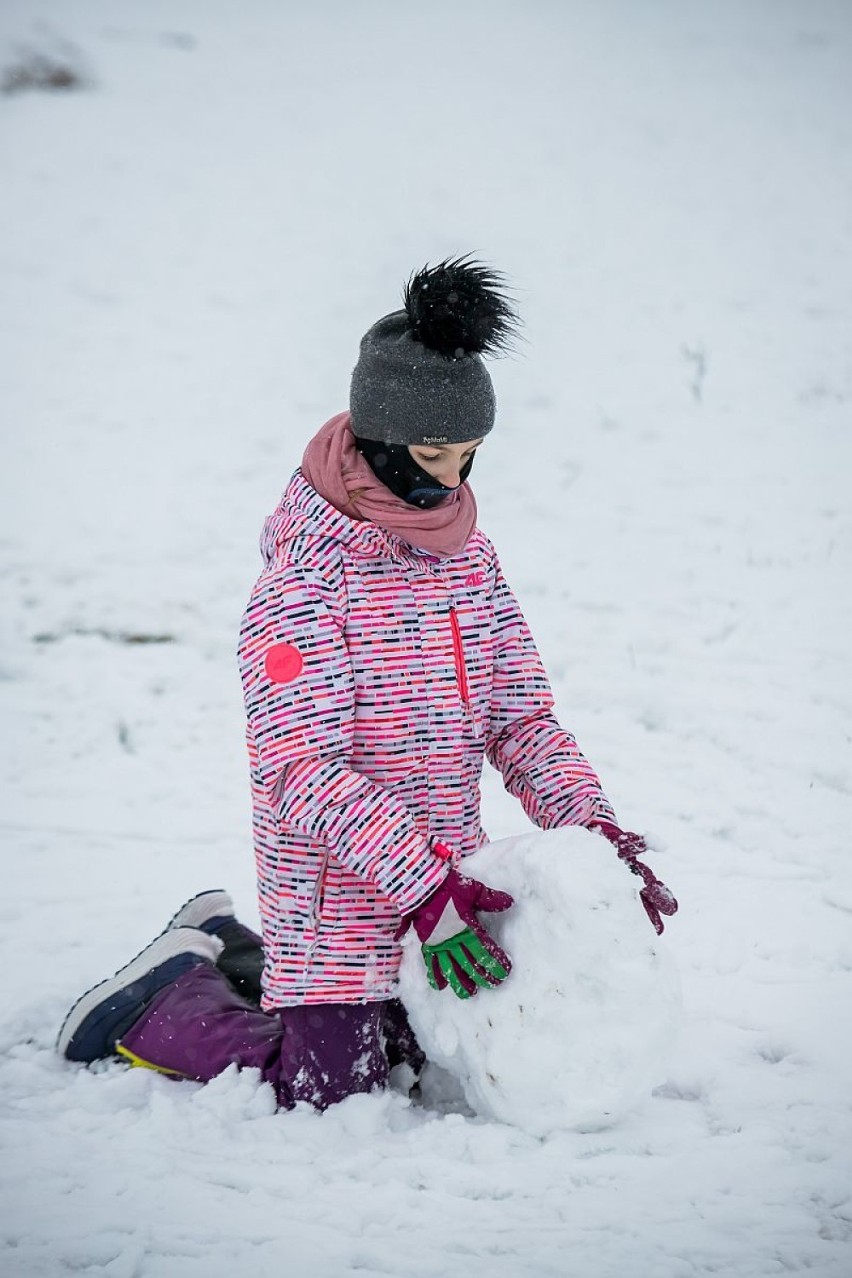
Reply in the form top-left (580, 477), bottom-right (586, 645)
top-left (57, 258), bottom-right (677, 1109)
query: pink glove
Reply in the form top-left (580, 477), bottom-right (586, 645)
top-left (399, 846), bottom-right (514, 999)
top-left (591, 821), bottom-right (678, 935)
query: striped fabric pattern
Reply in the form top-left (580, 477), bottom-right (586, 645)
top-left (238, 470), bottom-right (615, 1008)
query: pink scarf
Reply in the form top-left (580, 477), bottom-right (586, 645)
top-left (300, 412), bottom-right (478, 559)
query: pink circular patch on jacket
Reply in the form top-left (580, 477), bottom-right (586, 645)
top-left (264, 643), bottom-right (303, 684)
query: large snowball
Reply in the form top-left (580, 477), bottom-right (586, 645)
top-left (399, 828), bottom-right (681, 1137)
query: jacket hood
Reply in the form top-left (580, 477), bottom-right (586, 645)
top-left (260, 470), bottom-right (412, 566)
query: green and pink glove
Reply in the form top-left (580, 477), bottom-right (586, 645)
top-left (400, 845), bottom-right (514, 999)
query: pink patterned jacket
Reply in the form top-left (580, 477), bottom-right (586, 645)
top-left (239, 471), bottom-right (616, 1007)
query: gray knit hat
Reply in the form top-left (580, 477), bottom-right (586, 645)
top-left (349, 257), bottom-right (519, 447)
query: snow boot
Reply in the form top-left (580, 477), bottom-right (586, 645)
top-left (166, 889), bottom-right (264, 1005)
top-left (57, 927), bottom-right (222, 1063)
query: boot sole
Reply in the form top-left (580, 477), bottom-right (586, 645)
top-left (56, 927), bottom-right (222, 1058)
top-left (166, 889), bottom-right (234, 932)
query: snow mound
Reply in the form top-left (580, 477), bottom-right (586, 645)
top-left (399, 828), bottom-right (682, 1137)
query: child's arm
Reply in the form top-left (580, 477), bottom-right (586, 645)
top-left (484, 553), bottom-right (617, 830)
top-left (239, 556), bottom-right (447, 915)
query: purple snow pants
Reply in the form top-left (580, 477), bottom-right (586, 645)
top-left (117, 961), bottom-right (424, 1110)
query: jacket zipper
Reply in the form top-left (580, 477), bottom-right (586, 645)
top-left (306, 852), bottom-right (329, 955)
top-left (449, 607), bottom-right (470, 705)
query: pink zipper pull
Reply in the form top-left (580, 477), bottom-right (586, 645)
top-left (449, 607), bottom-right (470, 705)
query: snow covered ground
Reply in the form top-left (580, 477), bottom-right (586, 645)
top-left (1, 1), bottom-right (851, 1274)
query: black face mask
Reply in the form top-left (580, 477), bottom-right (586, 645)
top-left (354, 437), bottom-right (475, 508)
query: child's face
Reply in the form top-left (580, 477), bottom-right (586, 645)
top-left (408, 438), bottom-right (484, 488)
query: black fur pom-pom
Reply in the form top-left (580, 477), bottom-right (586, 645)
top-left (403, 255), bottom-right (520, 358)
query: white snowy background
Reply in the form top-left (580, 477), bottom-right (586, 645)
top-left (1, 1), bottom-right (851, 1274)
